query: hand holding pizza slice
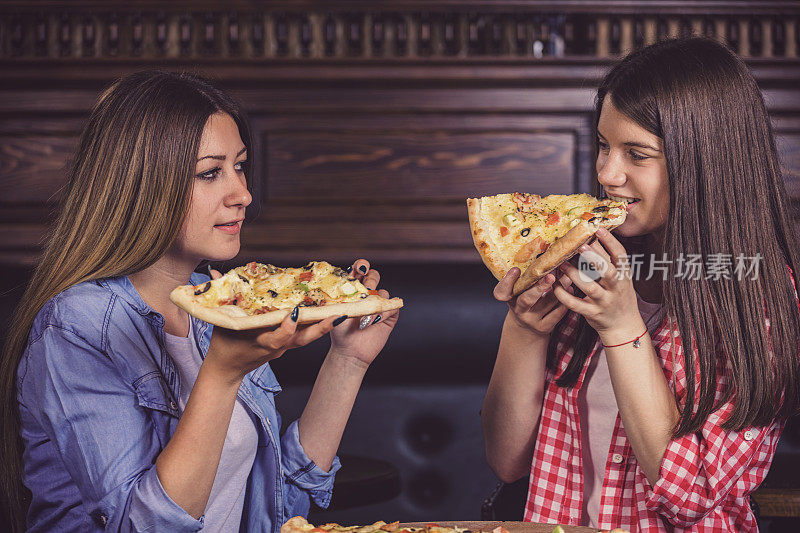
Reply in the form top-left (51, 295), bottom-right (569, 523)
top-left (467, 193), bottom-right (628, 295)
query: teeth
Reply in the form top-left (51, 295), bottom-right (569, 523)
top-left (607, 194), bottom-right (640, 204)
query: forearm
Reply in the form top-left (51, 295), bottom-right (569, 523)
top-left (155, 359), bottom-right (243, 518)
top-left (481, 312), bottom-right (550, 482)
top-left (603, 326), bottom-right (680, 485)
top-left (297, 349), bottom-right (368, 472)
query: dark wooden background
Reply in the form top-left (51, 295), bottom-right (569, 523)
top-left (1, 1), bottom-right (800, 529)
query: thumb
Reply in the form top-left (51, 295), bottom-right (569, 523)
top-left (493, 268), bottom-right (521, 302)
top-left (210, 269), bottom-right (222, 280)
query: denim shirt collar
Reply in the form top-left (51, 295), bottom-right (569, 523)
top-left (98, 272), bottom-right (210, 318)
top-left (98, 271), bottom-right (281, 395)
top-left (98, 271), bottom-right (213, 406)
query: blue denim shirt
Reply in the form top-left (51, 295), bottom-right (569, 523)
top-left (17, 273), bottom-right (340, 532)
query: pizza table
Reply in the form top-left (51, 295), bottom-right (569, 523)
top-left (400, 522), bottom-right (597, 533)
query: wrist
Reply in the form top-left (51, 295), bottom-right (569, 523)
top-left (598, 318), bottom-right (648, 347)
top-left (201, 348), bottom-right (248, 386)
top-left (325, 347), bottom-right (371, 375)
top-left (504, 311), bottom-right (551, 342)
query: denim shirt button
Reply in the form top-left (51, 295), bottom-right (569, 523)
top-left (91, 509), bottom-right (108, 527)
top-left (169, 400), bottom-right (177, 410)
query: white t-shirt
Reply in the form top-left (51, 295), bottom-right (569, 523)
top-left (578, 293), bottom-right (665, 527)
top-left (164, 320), bottom-right (259, 532)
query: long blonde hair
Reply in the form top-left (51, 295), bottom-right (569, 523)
top-left (0, 70), bottom-right (252, 530)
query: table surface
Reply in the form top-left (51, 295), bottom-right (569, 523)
top-left (400, 521), bottom-right (599, 533)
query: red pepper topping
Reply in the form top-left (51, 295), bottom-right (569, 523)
top-left (546, 212), bottom-right (560, 226)
top-left (298, 271), bottom-right (313, 282)
top-left (499, 226), bottom-right (509, 236)
top-left (580, 211), bottom-right (594, 220)
top-left (368, 290), bottom-right (380, 295)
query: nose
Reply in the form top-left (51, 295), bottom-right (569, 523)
top-left (226, 172), bottom-right (252, 208)
top-left (596, 151), bottom-right (626, 187)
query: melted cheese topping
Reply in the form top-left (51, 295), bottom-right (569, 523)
top-left (480, 193), bottom-right (626, 271)
top-left (292, 521), bottom-right (470, 533)
top-left (192, 261), bottom-right (371, 314)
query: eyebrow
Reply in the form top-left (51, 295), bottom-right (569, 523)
top-left (597, 130), bottom-right (661, 152)
top-left (197, 146), bottom-right (247, 162)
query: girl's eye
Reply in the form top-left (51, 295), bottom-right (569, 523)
top-left (597, 139), bottom-right (609, 150)
top-left (197, 167), bottom-right (220, 180)
top-left (235, 160), bottom-right (249, 172)
top-left (629, 150), bottom-right (648, 161)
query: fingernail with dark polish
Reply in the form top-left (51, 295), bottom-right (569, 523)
top-left (371, 315), bottom-right (382, 325)
top-left (291, 306), bottom-right (299, 322)
top-left (346, 265), bottom-right (353, 273)
top-left (333, 315), bottom-right (348, 326)
top-left (359, 265), bottom-right (367, 273)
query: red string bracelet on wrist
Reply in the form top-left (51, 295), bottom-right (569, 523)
top-left (602, 327), bottom-right (649, 348)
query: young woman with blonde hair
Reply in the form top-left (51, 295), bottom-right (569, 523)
top-left (0, 70), bottom-right (399, 532)
top-left (481, 37), bottom-right (800, 531)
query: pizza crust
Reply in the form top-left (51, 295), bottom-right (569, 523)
top-left (512, 215), bottom-right (625, 295)
top-left (467, 197), bottom-right (508, 280)
top-left (512, 219), bottom-right (597, 295)
top-left (281, 516), bottom-right (309, 533)
top-left (170, 285), bottom-right (403, 330)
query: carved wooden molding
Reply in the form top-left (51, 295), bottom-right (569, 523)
top-left (2, 2), bottom-right (799, 61)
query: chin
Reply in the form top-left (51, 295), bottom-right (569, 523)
top-left (612, 222), bottom-right (645, 238)
top-left (204, 243), bottom-right (241, 262)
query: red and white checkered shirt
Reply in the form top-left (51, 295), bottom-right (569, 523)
top-left (524, 309), bottom-right (785, 532)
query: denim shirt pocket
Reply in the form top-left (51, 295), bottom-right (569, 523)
top-left (133, 371), bottom-right (179, 448)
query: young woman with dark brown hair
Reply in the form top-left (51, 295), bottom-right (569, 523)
top-left (481, 37), bottom-right (800, 531)
top-left (0, 70), bottom-right (399, 532)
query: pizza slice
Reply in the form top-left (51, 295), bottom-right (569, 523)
top-left (467, 193), bottom-right (628, 295)
top-left (170, 261), bottom-right (403, 330)
top-left (281, 517), bottom-right (486, 533)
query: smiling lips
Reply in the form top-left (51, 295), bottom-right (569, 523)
top-left (214, 219), bottom-right (242, 234)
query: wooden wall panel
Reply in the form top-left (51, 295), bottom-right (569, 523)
top-left (1, 0), bottom-right (799, 266)
top-left (229, 112), bottom-right (591, 264)
top-left (0, 135), bottom-right (75, 205)
top-left (264, 130), bottom-right (575, 199)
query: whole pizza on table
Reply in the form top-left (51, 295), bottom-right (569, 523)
top-left (170, 261), bottom-right (403, 330)
top-left (280, 517), bottom-right (628, 533)
top-left (467, 193), bottom-right (629, 295)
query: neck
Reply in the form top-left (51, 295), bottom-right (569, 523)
top-left (129, 251), bottom-right (198, 337)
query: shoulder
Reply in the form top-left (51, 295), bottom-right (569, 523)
top-left (29, 280), bottom-right (116, 348)
top-left (19, 281), bottom-right (123, 397)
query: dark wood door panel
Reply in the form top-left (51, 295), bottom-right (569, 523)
top-left (264, 130), bottom-right (576, 200)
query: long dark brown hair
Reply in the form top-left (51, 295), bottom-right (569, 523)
top-left (548, 37), bottom-right (800, 437)
top-left (0, 70), bottom-right (252, 531)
